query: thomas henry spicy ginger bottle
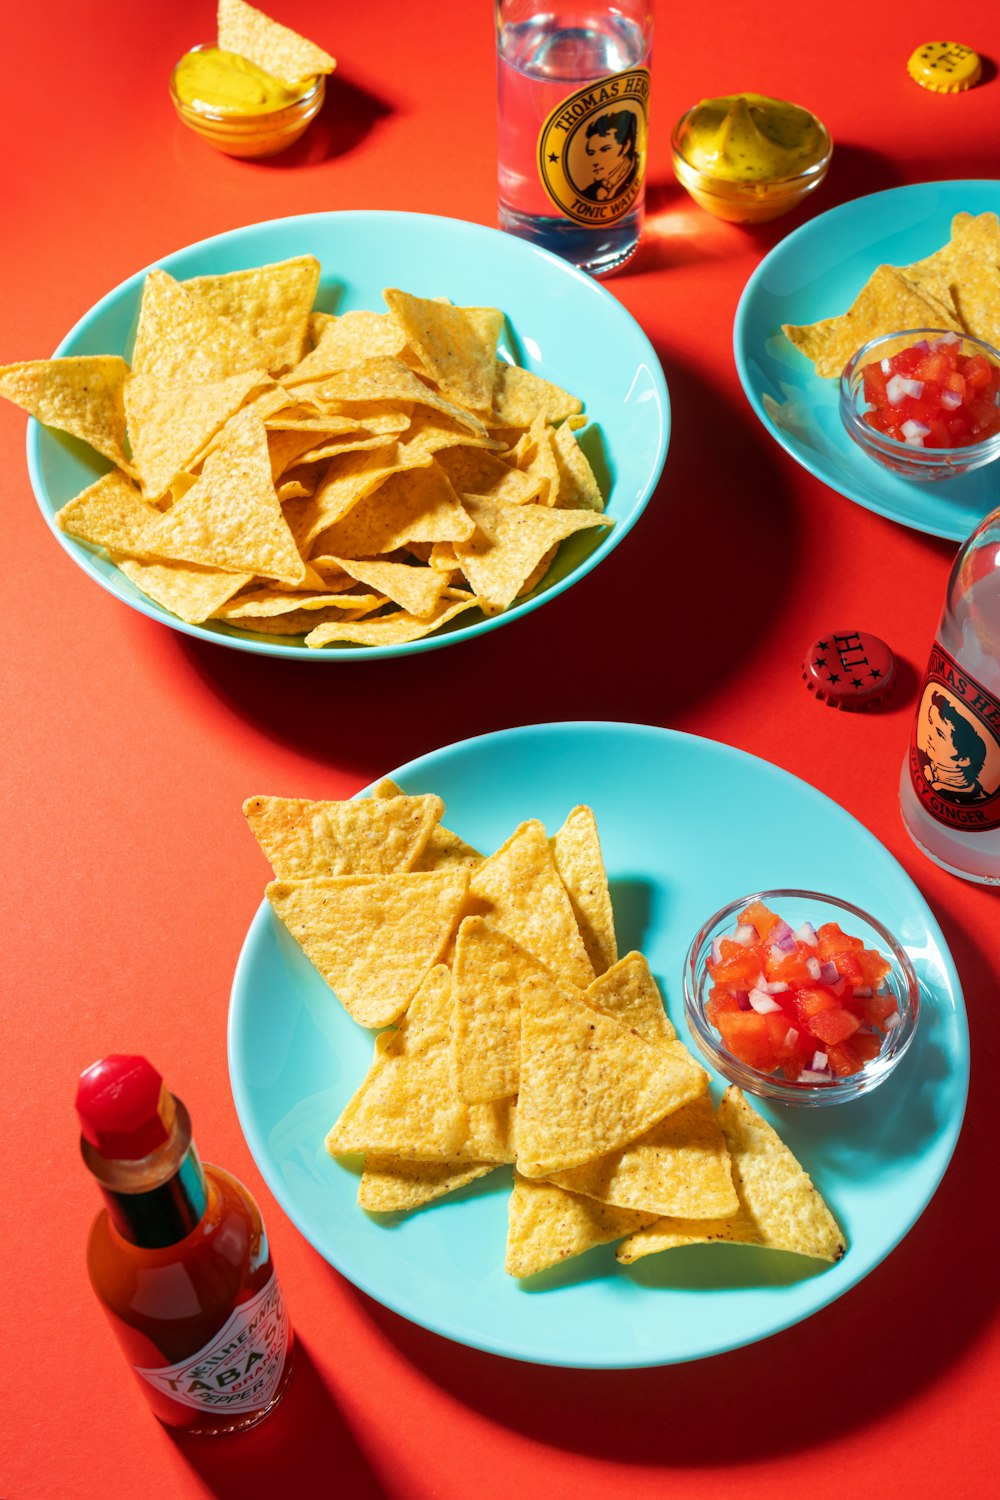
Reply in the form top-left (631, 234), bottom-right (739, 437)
top-left (77, 1054), bottom-right (294, 1434)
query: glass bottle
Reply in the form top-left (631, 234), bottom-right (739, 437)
top-left (496, 0), bottom-right (655, 276)
top-left (77, 1055), bottom-right (294, 1434)
top-left (900, 506), bottom-right (1000, 883)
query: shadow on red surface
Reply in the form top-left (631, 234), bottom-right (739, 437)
top-left (173, 350), bottom-right (798, 776)
top-left (167, 1337), bottom-right (391, 1498)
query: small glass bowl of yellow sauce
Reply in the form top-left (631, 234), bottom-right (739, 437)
top-left (170, 45), bottom-right (325, 159)
top-left (671, 93), bottom-right (831, 224)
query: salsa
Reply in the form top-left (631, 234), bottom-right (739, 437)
top-left (860, 333), bottom-right (1000, 448)
top-left (705, 901), bottom-right (898, 1083)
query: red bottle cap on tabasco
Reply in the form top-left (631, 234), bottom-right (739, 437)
top-left (802, 629), bottom-right (896, 710)
top-left (76, 1055), bottom-right (174, 1161)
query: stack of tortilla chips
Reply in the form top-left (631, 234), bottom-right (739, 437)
top-left (0, 258), bottom-right (611, 647)
top-left (782, 210), bottom-right (1000, 378)
top-left (245, 786), bottom-right (845, 1278)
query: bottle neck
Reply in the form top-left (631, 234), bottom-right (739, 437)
top-left (81, 1095), bottom-right (209, 1249)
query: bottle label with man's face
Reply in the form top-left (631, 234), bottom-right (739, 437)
top-left (908, 641), bottom-right (1000, 831)
top-left (537, 69), bottom-right (649, 226)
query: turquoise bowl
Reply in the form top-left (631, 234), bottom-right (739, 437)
top-left (26, 211), bottom-right (669, 659)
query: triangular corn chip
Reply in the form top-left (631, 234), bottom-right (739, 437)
top-left (782, 264), bottom-right (962, 379)
top-left (550, 805), bottom-right (617, 976)
top-left (552, 421), bottom-right (604, 511)
top-left (125, 368), bottom-right (269, 500)
top-left (55, 469), bottom-right (159, 554)
top-left (491, 362), bottom-right (583, 427)
top-left (304, 594), bottom-right (479, 649)
top-left (143, 408), bottom-right (306, 584)
top-left (284, 310), bottom-right (409, 384)
top-left (328, 554), bottom-right (449, 620)
top-left (452, 916), bottom-right (576, 1103)
top-left (183, 256), bottom-right (320, 373)
top-left (583, 951), bottom-right (673, 1040)
top-left (267, 869), bottom-right (469, 1026)
top-left (243, 792), bottom-right (443, 878)
top-left (217, 0), bottom-right (336, 85)
top-left (435, 445), bottom-right (544, 506)
top-left (310, 462), bottom-right (474, 558)
top-left (369, 778), bottom-right (481, 870)
top-left (310, 357), bottom-right (489, 435)
top-left (359, 1155), bottom-right (497, 1212)
top-left (616, 1086), bottom-right (846, 1264)
top-left (505, 1173), bottom-right (654, 1279)
top-left (0, 356), bottom-right (132, 471)
top-left (455, 493), bottom-right (610, 608)
top-left (383, 290), bottom-right (503, 411)
top-left (115, 556), bottom-right (252, 623)
top-left (516, 974), bottom-right (708, 1176)
top-left (468, 819), bottom-right (594, 988)
top-left (130, 269), bottom-right (268, 383)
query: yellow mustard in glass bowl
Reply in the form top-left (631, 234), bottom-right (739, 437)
top-left (170, 45), bottom-right (325, 158)
top-left (671, 93), bottom-right (831, 224)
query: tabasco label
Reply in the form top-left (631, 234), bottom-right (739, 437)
top-left (134, 1272), bottom-right (289, 1414)
top-left (537, 68), bottom-right (649, 226)
top-left (908, 641), bottom-right (1000, 832)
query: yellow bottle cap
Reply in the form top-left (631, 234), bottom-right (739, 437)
top-left (907, 41), bottom-right (982, 93)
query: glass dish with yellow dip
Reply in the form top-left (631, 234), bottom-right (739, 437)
top-left (170, 45), bottom-right (325, 158)
top-left (671, 93), bottom-right (831, 224)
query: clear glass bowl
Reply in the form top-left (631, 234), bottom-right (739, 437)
top-left (169, 48), bottom-right (325, 159)
top-left (683, 890), bottom-right (920, 1107)
top-left (670, 108), bottom-right (831, 225)
top-left (840, 328), bottom-right (1000, 481)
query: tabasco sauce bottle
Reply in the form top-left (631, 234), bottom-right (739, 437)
top-left (77, 1055), bottom-right (294, 1434)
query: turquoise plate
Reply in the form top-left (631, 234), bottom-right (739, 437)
top-left (228, 723), bottom-right (967, 1367)
top-left (26, 211), bottom-right (668, 658)
top-left (734, 180), bottom-right (1000, 540)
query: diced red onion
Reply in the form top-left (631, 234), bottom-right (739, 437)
top-left (749, 988), bottom-right (782, 1014)
top-left (880, 357), bottom-right (892, 374)
top-left (711, 936), bottom-right (724, 964)
top-left (771, 918), bottom-right (794, 945)
top-left (784, 1027), bottom-right (799, 1048)
top-left (819, 960), bottom-right (839, 984)
top-left (811, 1051), bottom-right (828, 1071)
top-left (852, 985), bottom-right (873, 999)
top-left (733, 923), bottom-right (756, 946)
top-left (795, 921), bottom-right (818, 947)
top-left (913, 339), bottom-right (931, 353)
top-left (887, 374), bottom-right (924, 404)
top-left (941, 387), bottom-right (962, 411)
top-left (935, 331), bottom-right (960, 347)
top-left (764, 980), bottom-right (789, 994)
top-left (902, 418), bottom-right (931, 446)
top-left (734, 990), bottom-right (750, 1010)
top-left (799, 1069), bottom-right (833, 1083)
top-left (884, 1010), bottom-right (901, 1029)
top-left (831, 976), bottom-right (849, 999)
top-left (806, 956), bottom-right (822, 981)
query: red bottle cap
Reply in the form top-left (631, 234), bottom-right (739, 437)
top-left (76, 1055), bottom-right (173, 1161)
top-left (803, 629), bottom-right (896, 710)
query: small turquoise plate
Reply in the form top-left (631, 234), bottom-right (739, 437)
top-left (228, 723), bottom-right (967, 1367)
top-left (734, 180), bottom-right (1000, 540)
top-left (26, 212), bottom-right (668, 658)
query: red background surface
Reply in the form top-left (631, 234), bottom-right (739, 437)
top-left (2, 3), bottom-right (999, 1495)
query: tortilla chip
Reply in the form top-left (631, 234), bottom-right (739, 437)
top-left (125, 368), bottom-right (269, 500)
top-left (782, 264), bottom-right (962, 379)
top-left (550, 805), bottom-right (617, 976)
top-left (515, 974), bottom-right (709, 1176)
top-left (359, 1155), bottom-right (497, 1212)
top-left (183, 256), bottom-right (320, 373)
top-left (297, 445), bottom-right (429, 548)
top-left (285, 310), bottom-right (409, 385)
top-left (266, 869), bottom-right (469, 1026)
top-left (505, 1173), bottom-right (654, 1279)
top-left (0, 356), bottom-right (132, 471)
top-left (455, 493), bottom-right (609, 608)
top-left (130, 269), bottom-right (267, 383)
top-left (217, 0), bottom-right (336, 85)
top-left (115, 556), bottom-right (252, 623)
top-left (304, 593), bottom-right (479, 649)
top-left (369, 778), bottom-right (482, 870)
top-left (310, 357), bottom-right (489, 435)
top-left (616, 1086), bottom-right (846, 1264)
top-left (584, 951), bottom-right (673, 1041)
top-left (492, 362), bottom-right (583, 427)
top-left (435, 445), bottom-right (544, 506)
top-left (142, 408), bottom-right (305, 584)
top-left (552, 421), bottom-right (605, 511)
top-left (327, 554), bottom-right (449, 619)
top-left (55, 469), bottom-right (159, 554)
top-left (243, 792), bottom-right (444, 878)
top-left (311, 462), bottom-right (475, 558)
top-left (383, 290), bottom-right (503, 411)
top-left (468, 819), bottom-right (594, 988)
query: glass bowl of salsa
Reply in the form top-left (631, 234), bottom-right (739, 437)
top-left (840, 328), bottom-right (1000, 481)
top-left (683, 891), bottom-right (920, 1107)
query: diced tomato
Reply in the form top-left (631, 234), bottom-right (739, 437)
top-left (858, 336), bottom-right (1000, 448)
top-left (816, 922), bottom-right (863, 960)
top-left (856, 949), bottom-right (891, 989)
top-left (762, 945), bottom-right (816, 985)
top-left (964, 353), bottom-right (993, 391)
top-left (717, 1011), bottom-right (776, 1072)
top-left (808, 1007), bottom-right (862, 1046)
top-left (737, 901), bottom-right (782, 941)
top-left (706, 987), bottom-right (743, 1026)
top-left (708, 946), bottom-right (761, 987)
top-left (862, 362), bottom-right (889, 406)
top-left (794, 985), bottom-right (839, 1021)
top-left (860, 993), bottom-right (898, 1030)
